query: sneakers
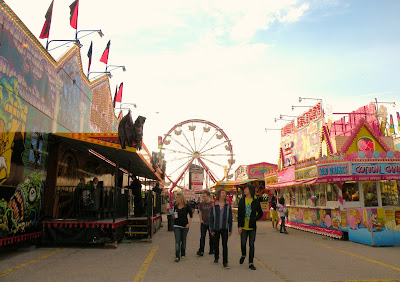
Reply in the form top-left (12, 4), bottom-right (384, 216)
top-left (284, 231), bottom-right (288, 234)
top-left (181, 256), bottom-right (186, 259)
top-left (197, 251), bottom-right (204, 256)
top-left (214, 258), bottom-right (218, 264)
top-left (249, 263), bottom-right (256, 270)
top-left (209, 250), bottom-right (214, 255)
top-left (239, 256), bottom-right (245, 264)
top-left (174, 258), bottom-right (180, 262)
top-left (223, 263), bottom-right (230, 269)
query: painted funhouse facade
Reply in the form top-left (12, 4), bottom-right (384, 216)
top-left (266, 102), bottom-right (400, 246)
top-left (0, 2), bottom-right (162, 247)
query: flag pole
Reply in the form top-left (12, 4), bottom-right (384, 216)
top-left (75, 0), bottom-right (79, 41)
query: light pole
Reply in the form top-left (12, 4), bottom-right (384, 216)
top-left (375, 98), bottom-right (396, 108)
top-left (299, 97), bottom-right (322, 103)
top-left (87, 71), bottom-right (112, 80)
top-left (274, 118), bottom-right (292, 122)
top-left (47, 29), bottom-right (103, 51)
top-left (106, 65), bottom-right (126, 73)
top-left (292, 105), bottom-right (313, 111)
top-left (119, 103), bottom-right (137, 110)
top-left (264, 128), bottom-right (280, 133)
top-left (280, 114), bottom-right (297, 119)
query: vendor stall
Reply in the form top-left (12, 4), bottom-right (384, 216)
top-left (266, 102), bottom-right (400, 246)
top-left (211, 162), bottom-right (277, 219)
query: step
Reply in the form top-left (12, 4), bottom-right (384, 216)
top-left (125, 231), bottom-right (148, 235)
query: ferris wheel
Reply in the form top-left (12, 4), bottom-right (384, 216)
top-left (161, 119), bottom-right (235, 190)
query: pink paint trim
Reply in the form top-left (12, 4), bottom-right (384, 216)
top-left (286, 221), bottom-right (344, 238)
top-left (322, 125), bottom-right (335, 154)
top-left (339, 118), bottom-right (391, 154)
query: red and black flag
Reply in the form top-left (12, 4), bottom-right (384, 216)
top-left (100, 40), bottom-right (110, 64)
top-left (113, 85), bottom-right (118, 108)
top-left (114, 83), bottom-right (123, 106)
top-left (87, 41), bottom-right (93, 73)
top-left (39, 0), bottom-right (54, 39)
top-left (69, 0), bottom-right (79, 29)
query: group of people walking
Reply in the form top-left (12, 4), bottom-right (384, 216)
top-left (172, 184), bottom-right (269, 270)
top-left (270, 194), bottom-right (288, 234)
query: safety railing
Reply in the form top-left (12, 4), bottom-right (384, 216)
top-left (55, 186), bottom-right (128, 221)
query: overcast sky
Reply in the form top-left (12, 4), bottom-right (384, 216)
top-left (6, 0), bottom-right (400, 179)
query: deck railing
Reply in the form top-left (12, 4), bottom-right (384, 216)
top-left (55, 186), bottom-right (128, 221)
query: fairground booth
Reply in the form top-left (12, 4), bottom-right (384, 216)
top-left (266, 102), bottom-right (400, 246)
top-left (211, 162), bottom-right (277, 219)
top-left (0, 2), bottom-right (164, 248)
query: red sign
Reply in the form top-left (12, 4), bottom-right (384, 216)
top-left (297, 102), bottom-right (323, 129)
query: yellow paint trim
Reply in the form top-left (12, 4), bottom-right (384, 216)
top-left (315, 243), bottom-right (400, 272)
top-left (0, 248), bottom-right (65, 278)
top-left (133, 245), bottom-right (158, 282)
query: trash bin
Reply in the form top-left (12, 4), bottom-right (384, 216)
top-left (167, 214), bottom-right (174, 231)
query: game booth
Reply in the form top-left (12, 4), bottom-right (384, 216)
top-left (266, 102), bottom-right (400, 246)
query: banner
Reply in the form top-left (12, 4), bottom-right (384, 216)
top-left (389, 114), bottom-right (395, 134)
top-left (397, 112), bottom-right (400, 133)
top-left (189, 164), bottom-right (204, 192)
top-left (158, 136), bottom-right (162, 149)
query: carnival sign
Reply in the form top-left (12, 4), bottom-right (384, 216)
top-left (235, 165), bottom-right (248, 180)
top-left (295, 166), bottom-right (317, 181)
top-left (352, 163), bottom-right (400, 176)
top-left (189, 164), bottom-right (204, 192)
top-left (318, 163), bottom-right (350, 178)
top-left (248, 163), bottom-right (276, 179)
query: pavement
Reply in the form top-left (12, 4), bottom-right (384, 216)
top-left (0, 215), bottom-right (400, 281)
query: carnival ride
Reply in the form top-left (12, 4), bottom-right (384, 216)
top-left (161, 119), bottom-right (234, 192)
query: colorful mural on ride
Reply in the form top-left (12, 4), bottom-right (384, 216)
top-left (0, 2), bottom-right (118, 245)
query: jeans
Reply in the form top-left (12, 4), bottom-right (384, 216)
top-left (174, 227), bottom-right (188, 259)
top-left (199, 223), bottom-right (213, 253)
top-left (214, 229), bottom-right (228, 263)
top-left (241, 229), bottom-right (256, 264)
top-left (280, 216), bottom-right (286, 232)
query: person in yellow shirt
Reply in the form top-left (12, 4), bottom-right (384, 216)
top-left (237, 184), bottom-right (263, 270)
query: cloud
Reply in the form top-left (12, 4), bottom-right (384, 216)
top-left (278, 3), bottom-right (310, 23)
top-left (6, 0), bottom-right (315, 170)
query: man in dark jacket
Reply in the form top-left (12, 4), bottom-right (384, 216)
top-left (237, 184), bottom-right (263, 270)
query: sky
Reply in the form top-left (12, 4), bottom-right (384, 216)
top-left (5, 0), bottom-right (400, 182)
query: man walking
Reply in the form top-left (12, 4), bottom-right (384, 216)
top-left (237, 184), bottom-right (263, 270)
top-left (197, 191), bottom-right (214, 256)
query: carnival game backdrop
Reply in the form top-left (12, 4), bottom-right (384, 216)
top-left (288, 207), bottom-right (348, 232)
top-left (0, 3), bottom-right (118, 243)
top-left (347, 207), bottom-right (400, 246)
